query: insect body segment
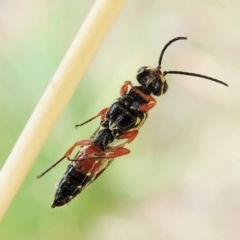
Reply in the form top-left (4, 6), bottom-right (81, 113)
top-left (38, 36), bottom-right (228, 208)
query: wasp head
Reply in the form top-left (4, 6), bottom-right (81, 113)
top-left (136, 66), bottom-right (168, 96)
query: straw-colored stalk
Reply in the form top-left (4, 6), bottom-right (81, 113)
top-left (0, 0), bottom-right (128, 221)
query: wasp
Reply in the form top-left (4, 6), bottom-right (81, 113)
top-left (37, 37), bottom-right (228, 207)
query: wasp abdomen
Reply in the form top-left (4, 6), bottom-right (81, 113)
top-left (52, 164), bottom-right (92, 208)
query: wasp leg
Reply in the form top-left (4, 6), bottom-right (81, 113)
top-left (85, 144), bottom-right (131, 159)
top-left (120, 81), bottom-right (157, 111)
top-left (79, 146), bottom-right (130, 160)
top-left (131, 88), bottom-right (157, 111)
top-left (107, 146), bottom-right (130, 158)
top-left (120, 80), bottom-right (134, 96)
top-left (75, 107), bottom-right (109, 128)
top-left (37, 139), bottom-right (93, 178)
top-left (63, 139), bottom-right (93, 158)
top-left (117, 130), bottom-right (139, 145)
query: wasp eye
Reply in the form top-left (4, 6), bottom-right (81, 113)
top-left (152, 79), bottom-right (168, 96)
top-left (163, 82), bottom-right (168, 94)
top-left (136, 66), bottom-right (149, 85)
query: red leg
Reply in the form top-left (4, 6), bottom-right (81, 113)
top-left (74, 146), bottom-right (130, 176)
top-left (37, 139), bottom-right (94, 178)
top-left (76, 145), bottom-right (130, 161)
top-left (118, 130), bottom-right (139, 144)
top-left (131, 88), bottom-right (157, 111)
top-left (64, 139), bottom-right (93, 158)
top-left (75, 107), bottom-right (109, 128)
top-left (138, 98), bottom-right (157, 111)
top-left (90, 130), bottom-right (138, 159)
top-left (107, 146), bottom-right (130, 158)
top-left (120, 81), bottom-right (157, 111)
top-left (120, 81), bottom-right (133, 96)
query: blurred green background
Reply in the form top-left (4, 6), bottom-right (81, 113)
top-left (0, 0), bottom-right (240, 239)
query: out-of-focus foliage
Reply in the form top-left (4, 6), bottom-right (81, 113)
top-left (0, 0), bottom-right (240, 240)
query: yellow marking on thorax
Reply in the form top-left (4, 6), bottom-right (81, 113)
top-left (135, 117), bottom-right (141, 125)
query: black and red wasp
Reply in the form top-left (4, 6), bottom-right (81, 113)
top-left (37, 37), bottom-right (228, 208)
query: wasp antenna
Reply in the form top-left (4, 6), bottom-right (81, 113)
top-left (163, 70), bottom-right (228, 87)
top-left (37, 156), bottom-right (66, 178)
top-left (158, 37), bottom-right (187, 67)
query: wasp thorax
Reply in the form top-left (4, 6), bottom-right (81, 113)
top-left (136, 66), bottom-right (168, 96)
